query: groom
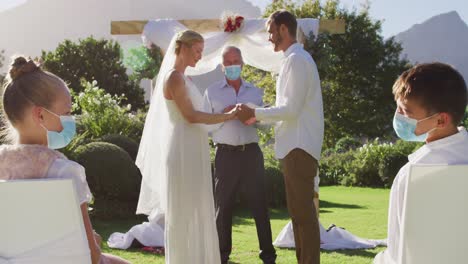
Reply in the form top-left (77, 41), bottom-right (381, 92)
top-left (237, 10), bottom-right (324, 264)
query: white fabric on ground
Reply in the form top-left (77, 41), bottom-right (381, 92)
top-left (108, 221), bottom-right (164, 249)
top-left (108, 218), bottom-right (386, 251)
top-left (274, 221), bottom-right (387, 250)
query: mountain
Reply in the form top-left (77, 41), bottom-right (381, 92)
top-left (394, 11), bottom-right (468, 82)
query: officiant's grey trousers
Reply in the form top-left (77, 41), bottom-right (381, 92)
top-left (214, 143), bottom-right (276, 264)
top-left (280, 148), bottom-right (320, 264)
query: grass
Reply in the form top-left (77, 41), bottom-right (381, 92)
top-left (93, 186), bottom-right (389, 264)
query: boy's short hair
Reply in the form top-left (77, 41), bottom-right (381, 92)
top-left (393, 62), bottom-right (467, 125)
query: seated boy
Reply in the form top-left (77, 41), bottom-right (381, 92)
top-left (374, 62), bottom-right (468, 263)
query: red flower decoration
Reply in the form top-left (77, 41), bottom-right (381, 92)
top-left (223, 15), bottom-right (244, 33)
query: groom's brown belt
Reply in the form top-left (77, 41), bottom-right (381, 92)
top-left (216, 143), bottom-right (257, 151)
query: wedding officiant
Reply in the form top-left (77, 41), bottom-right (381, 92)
top-left (203, 46), bottom-right (277, 264)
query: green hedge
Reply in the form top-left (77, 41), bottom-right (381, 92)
top-left (263, 146), bottom-right (286, 207)
top-left (67, 135), bottom-right (427, 216)
top-left (320, 139), bottom-right (423, 187)
top-left (319, 151), bottom-right (355, 186)
top-left (235, 139), bottom-right (421, 209)
top-left (264, 165), bottom-right (286, 208)
top-left (334, 136), bottom-right (362, 153)
top-left (74, 142), bottom-right (141, 218)
top-left (99, 134), bottom-right (139, 161)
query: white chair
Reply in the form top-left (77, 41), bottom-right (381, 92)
top-left (399, 164), bottom-right (468, 264)
top-left (0, 179), bottom-right (91, 264)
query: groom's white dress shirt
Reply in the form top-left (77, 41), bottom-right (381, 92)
top-left (255, 43), bottom-right (324, 160)
top-left (203, 78), bottom-right (264, 146)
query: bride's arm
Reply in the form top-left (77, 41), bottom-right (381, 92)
top-left (165, 71), bottom-right (237, 124)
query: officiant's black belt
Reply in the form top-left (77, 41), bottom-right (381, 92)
top-left (216, 143), bottom-right (258, 151)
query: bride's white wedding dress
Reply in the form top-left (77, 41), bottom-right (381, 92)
top-left (114, 31), bottom-right (221, 263)
top-left (134, 60), bottom-right (220, 263)
top-left (162, 77), bottom-right (220, 263)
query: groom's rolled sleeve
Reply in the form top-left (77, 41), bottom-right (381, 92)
top-left (255, 55), bottom-right (310, 122)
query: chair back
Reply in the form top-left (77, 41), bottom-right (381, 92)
top-left (0, 179), bottom-right (91, 264)
top-left (399, 165), bottom-right (468, 264)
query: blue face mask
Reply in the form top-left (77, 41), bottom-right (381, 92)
top-left (41, 109), bottom-right (76, 149)
top-left (393, 112), bottom-right (438, 142)
top-left (224, 65), bottom-right (242, 81)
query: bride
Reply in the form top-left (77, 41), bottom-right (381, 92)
top-left (135, 30), bottom-right (236, 263)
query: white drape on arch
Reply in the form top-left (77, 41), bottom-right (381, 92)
top-left (141, 18), bottom-right (319, 75)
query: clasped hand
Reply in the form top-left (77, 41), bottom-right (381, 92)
top-left (223, 104), bottom-right (256, 125)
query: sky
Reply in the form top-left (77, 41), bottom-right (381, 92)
top-left (1, 0), bottom-right (467, 38)
top-left (249, 0), bottom-right (468, 37)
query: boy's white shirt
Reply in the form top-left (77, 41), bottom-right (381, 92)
top-left (374, 127), bottom-right (468, 264)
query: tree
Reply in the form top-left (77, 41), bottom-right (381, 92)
top-left (246, 0), bottom-right (410, 149)
top-left (41, 37), bottom-right (145, 109)
top-left (123, 44), bottom-right (162, 83)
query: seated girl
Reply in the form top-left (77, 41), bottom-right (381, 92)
top-left (0, 56), bottom-right (130, 264)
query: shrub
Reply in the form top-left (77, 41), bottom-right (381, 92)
top-left (99, 134), bottom-right (139, 161)
top-left (345, 139), bottom-right (422, 187)
top-left (376, 140), bottom-right (422, 186)
top-left (263, 145), bottom-right (280, 168)
top-left (345, 140), bottom-right (392, 187)
top-left (334, 136), bottom-right (362, 153)
top-left (73, 81), bottom-right (146, 143)
top-left (319, 150), bottom-right (355, 186)
top-left (59, 131), bottom-right (93, 160)
top-left (393, 139), bottom-right (423, 154)
top-left (378, 151), bottom-right (408, 187)
top-left (41, 37), bottom-right (145, 109)
top-left (74, 142), bottom-right (141, 218)
top-left (262, 146), bottom-right (287, 207)
top-left (320, 138), bottom-right (422, 187)
top-left (265, 165), bottom-right (286, 208)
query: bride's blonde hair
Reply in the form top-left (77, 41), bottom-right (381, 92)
top-left (175, 30), bottom-right (204, 55)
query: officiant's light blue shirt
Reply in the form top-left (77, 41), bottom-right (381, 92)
top-left (203, 78), bottom-right (263, 146)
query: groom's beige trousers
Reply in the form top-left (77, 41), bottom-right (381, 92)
top-left (280, 148), bottom-right (320, 264)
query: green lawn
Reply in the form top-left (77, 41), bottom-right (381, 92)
top-left (94, 186), bottom-right (389, 264)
